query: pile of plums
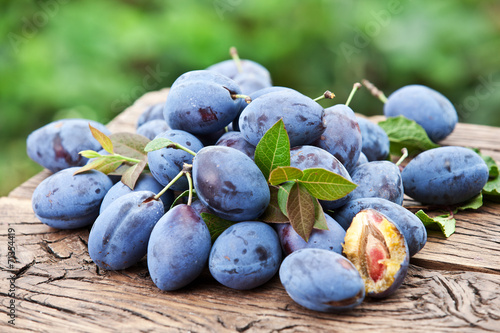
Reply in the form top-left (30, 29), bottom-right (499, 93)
top-left (27, 52), bottom-right (489, 313)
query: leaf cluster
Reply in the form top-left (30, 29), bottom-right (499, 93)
top-left (254, 119), bottom-right (356, 242)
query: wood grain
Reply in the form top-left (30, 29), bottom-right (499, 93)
top-left (1, 89), bottom-right (500, 332)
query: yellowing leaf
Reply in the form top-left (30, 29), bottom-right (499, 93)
top-left (89, 124), bottom-right (114, 154)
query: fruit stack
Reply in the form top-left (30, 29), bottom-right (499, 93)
top-left (26, 48), bottom-right (491, 313)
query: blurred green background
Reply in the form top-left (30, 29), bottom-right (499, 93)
top-left (1, 0), bottom-right (499, 195)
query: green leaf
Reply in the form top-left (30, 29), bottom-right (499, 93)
top-left (110, 132), bottom-right (150, 160)
top-left (287, 182), bottom-right (316, 242)
top-left (254, 119), bottom-right (291, 180)
top-left (268, 166), bottom-right (303, 185)
top-left (470, 148), bottom-right (499, 178)
top-left (259, 186), bottom-right (289, 223)
top-left (298, 168), bottom-right (357, 201)
top-left (378, 116), bottom-right (440, 156)
top-left (313, 198), bottom-right (328, 230)
top-left (277, 182), bottom-right (295, 217)
top-left (121, 156), bottom-right (148, 190)
top-left (144, 137), bottom-right (178, 152)
top-left (79, 150), bottom-right (103, 159)
top-left (483, 176), bottom-right (500, 202)
top-left (73, 156), bottom-right (124, 175)
top-left (89, 124), bottom-right (114, 154)
top-left (200, 212), bottom-right (235, 243)
top-left (454, 193), bottom-right (483, 213)
top-left (416, 210), bottom-right (455, 238)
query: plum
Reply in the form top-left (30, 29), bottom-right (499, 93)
top-left (192, 146), bottom-right (270, 222)
top-left (343, 209), bottom-right (409, 298)
top-left (314, 109), bottom-right (362, 172)
top-left (206, 58), bottom-right (272, 87)
top-left (402, 146), bottom-right (489, 205)
top-left (279, 248), bottom-right (365, 312)
top-left (216, 131), bottom-right (256, 160)
top-left (164, 70), bottom-right (244, 135)
top-left (209, 221), bottom-right (282, 290)
top-left (384, 84), bottom-right (458, 142)
top-left (136, 119), bottom-right (170, 140)
top-left (136, 103), bottom-right (165, 128)
top-left (239, 89), bottom-right (325, 147)
top-left (147, 129), bottom-right (204, 191)
top-left (349, 161), bottom-right (404, 205)
top-left (275, 214), bottom-right (346, 256)
top-left (332, 197), bottom-right (427, 257)
top-left (88, 191), bottom-right (164, 270)
top-left (27, 118), bottom-right (111, 172)
top-left (147, 204), bottom-right (211, 291)
top-left (32, 167), bottom-right (113, 229)
top-left (99, 173), bottom-right (174, 213)
top-left (355, 117), bottom-right (390, 161)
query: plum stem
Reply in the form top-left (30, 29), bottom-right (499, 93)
top-left (230, 46), bottom-right (243, 73)
top-left (170, 143), bottom-right (197, 157)
top-left (395, 148), bottom-right (409, 167)
top-left (231, 94), bottom-right (252, 104)
top-left (154, 170), bottom-right (185, 200)
top-left (114, 154), bottom-right (142, 164)
top-left (362, 79), bottom-right (388, 104)
top-left (345, 82), bottom-right (362, 107)
top-left (185, 171), bottom-right (194, 206)
top-left (313, 90), bottom-right (335, 102)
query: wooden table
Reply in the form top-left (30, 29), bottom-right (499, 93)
top-left (1, 89), bottom-right (499, 332)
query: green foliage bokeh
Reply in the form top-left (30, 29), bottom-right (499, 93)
top-left (1, 0), bottom-right (499, 195)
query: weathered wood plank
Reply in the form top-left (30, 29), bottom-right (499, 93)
top-left (2, 89), bottom-right (500, 332)
top-left (3, 255), bottom-right (500, 333)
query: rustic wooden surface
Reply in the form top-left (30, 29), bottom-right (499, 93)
top-left (1, 89), bottom-right (500, 332)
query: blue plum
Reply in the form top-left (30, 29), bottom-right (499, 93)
top-left (352, 152), bottom-right (369, 172)
top-left (32, 167), bottom-right (113, 229)
top-left (290, 145), bottom-right (353, 210)
top-left (136, 119), bottom-right (170, 140)
top-left (325, 104), bottom-right (356, 120)
top-left (27, 118), bottom-right (111, 172)
top-left (206, 59), bottom-right (272, 87)
top-left (88, 191), bottom-right (164, 270)
top-left (232, 86), bottom-right (293, 131)
top-left (275, 214), bottom-right (346, 256)
top-left (349, 161), bottom-right (404, 205)
top-left (314, 108), bottom-right (362, 172)
top-left (343, 209), bottom-right (409, 298)
top-left (209, 221), bottom-right (282, 290)
top-left (164, 70), bottom-right (244, 135)
top-left (147, 204), bottom-right (212, 291)
top-left (332, 197), bottom-right (427, 257)
top-left (99, 173), bottom-right (174, 213)
top-left (216, 131), bottom-right (256, 160)
top-left (355, 117), bottom-right (390, 161)
top-left (147, 129), bottom-right (204, 191)
top-left (233, 71), bottom-right (272, 95)
top-left (279, 248), bottom-right (365, 312)
top-left (192, 146), bottom-right (270, 222)
top-left (384, 85), bottom-right (458, 142)
top-left (136, 103), bottom-right (165, 128)
top-left (402, 146), bottom-right (489, 205)
top-left (239, 90), bottom-right (325, 147)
